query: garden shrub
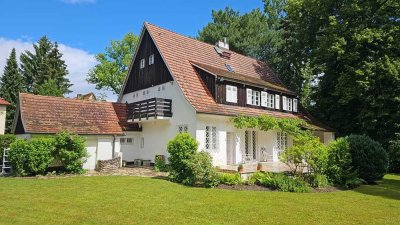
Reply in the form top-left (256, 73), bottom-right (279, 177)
top-left (183, 151), bottom-right (219, 188)
top-left (307, 174), bottom-right (329, 188)
top-left (218, 172), bottom-right (241, 185)
top-left (326, 137), bottom-right (360, 188)
top-left (167, 133), bottom-right (218, 187)
top-left (247, 171), bottom-right (272, 186)
top-left (8, 138), bottom-right (54, 176)
top-left (268, 173), bottom-right (311, 192)
top-left (347, 135), bottom-right (388, 183)
top-left (388, 134), bottom-right (400, 173)
top-left (54, 131), bottom-right (87, 174)
top-left (154, 155), bottom-right (168, 172)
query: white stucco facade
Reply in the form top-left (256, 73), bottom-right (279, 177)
top-left (0, 105), bottom-right (7, 135)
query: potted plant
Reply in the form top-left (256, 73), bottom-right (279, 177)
top-left (257, 162), bottom-right (263, 171)
top-left (238, 164), bottom-right (244, 173)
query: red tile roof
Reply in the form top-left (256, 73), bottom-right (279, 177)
top-left (0, 98), bottom-right (10, 105)
top-left (16, 93), bottom-right (132, 135)
top-left (143, 22), bottom-right (333, 132)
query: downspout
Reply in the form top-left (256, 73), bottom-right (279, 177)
top-left (112, 135), bottom-right (116, 158)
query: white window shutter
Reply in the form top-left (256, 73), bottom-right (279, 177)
top-left (261, 91), bottom-right (268, 107)
top-left (246, 88), bottom-right (252, 105)
top-left (293, 99), bottom-right (298, 112)
top-left (275, 95), bottom-right (280, 109)
top-left (282, 96), bottom-right (287, 110)
top-left (232, 86), bottom-right (237, 103)
top-left (226, 86), bottom-right (231, 102)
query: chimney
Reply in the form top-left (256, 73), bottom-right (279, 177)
top-left (217, 37), bottom-right (229, 50)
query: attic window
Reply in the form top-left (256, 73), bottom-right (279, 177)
top-left (225, 64), bottom-right (234, 72)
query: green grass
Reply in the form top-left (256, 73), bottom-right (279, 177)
top-left (0, 174), bottom-right (399, 225)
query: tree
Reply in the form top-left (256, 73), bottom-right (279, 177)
top-left (0, 48), bottom-right (24, 133)
top-left (20, 36), bottom-right (71, 96)
top-left (284, 0), bottom-right (400, 146)
top-left (87, 32), bottom-right (138, 95)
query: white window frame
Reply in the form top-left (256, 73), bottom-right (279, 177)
top-left (282, 96), bottom-right (287, 110)
top-left (244, 130), bottom-right (257, 161)
top-left (205, 126), bottom-right (217, 150)
top-left (293, 99), bottom-right (298, 112)
top-left (226, 85), bottom-right (237, 103)
top-left (149, 54), bottom-right (155, 65)
top-left (246, 88), bottom-right (260, 106)
top-left (140, 58), bottom-right (145, 69)
top-left (177, 124), bottom-right (188, 133)
top-left (275, 95), bottom-right (280, 109)
top-left (276, 132), bottom-right (288, 156)
top-left (261, 91), bottom-right (275, 108)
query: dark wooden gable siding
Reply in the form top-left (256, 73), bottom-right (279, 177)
top-left (123, 30), bottom-right (173, 94)
top-left (195, 68), bottom-right (216, 99)
top-left (14, 112), bottom-right (25, 134)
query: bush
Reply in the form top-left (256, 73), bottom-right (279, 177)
top-left (8, 138), bottom-right (54, 176)
top-left (248, 171), bottom-right (272, 186)
top-left (307, 174), bottom-right (329, 188)
top-left (388, 135), bottom-right (400, 173)
top-left (326, 137), bottom-right (360, 188)
top-left (0, 134), bottom-right (16, 163)
top-left (167, 133), bottom-right (198, 183)
top-left (154, 155), bottom-right (168, 172)
top-left (348, 135), bottom-right (388, 183)
top-left (218, 172), bottom-right (241, 185)
top-left (54, 131), bottom-right (87, 174)
top-left (183, 151), bottom-right (219, 188)
top-left (268, 173), bottom-right (311, 193)
top-left (280, 135), bottom-right (328, 175)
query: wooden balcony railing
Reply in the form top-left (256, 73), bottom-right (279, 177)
top-left (127, 98), bottom-right (172, 121)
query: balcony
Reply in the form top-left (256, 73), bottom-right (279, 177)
top-left (127, 98), bottom-right (173, 122)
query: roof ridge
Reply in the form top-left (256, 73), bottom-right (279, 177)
top-left (20, 93), bottom-right (113, 104)
top-left (144, 22), bottom-right (269, 66)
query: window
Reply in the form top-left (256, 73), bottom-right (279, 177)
top-left (246, 88), bottom-right (260, 106)
top-left (226, 85), bottom-right (237, 103)
top-left (275, 95), bottom-right (280, 109)
top-left (127, 138), bottom-right (133, 144)
top-left (178, 125), bottom-right (188, 133)
top-left (140, 137), bottom-right (144, 148)
top-left (287, 98), bottom-right (293, 111)
top-left (149, 54), bottom-right (155, 65)
top-left (261, 92), bottom-right (274, 108)
top-left (120, 138), bottom-right (126, 143)
top-left (276, 132), bottom-right (288, 155)
top-left (140, 58), bottom-right (145, 69)
top-left (205, 126), bottom-right (217, 150)
top-left (225, 63), bottom-right (234, 72)
top-left (245, 130), bottom-right (257, 161)
top-left (282, 96), bottom-right (294, 111)
top-left (293, 99), bottom-right (298, 112)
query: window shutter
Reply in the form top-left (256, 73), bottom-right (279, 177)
top-left (246, 88), bottom-right (252, 105)
top-left (275, 95), bottom-right (280, 109)
top-left (232, 86), bottom-right (237, 103)
top-left (282, 96), bottom-right (287, 110)
top-left (226, 86), bottom-right (231, 102)
top-left (293, 99), bottom-right (298, 112)
top-left (261, 91), bottom-right (268, 107)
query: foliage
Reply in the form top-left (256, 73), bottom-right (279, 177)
top-left (34, 79), bottom-right (64, 97)
top-left (306, 174), bottom-right (329, 188)
top-left (347, 135), bottom-right (388, 183)
top-left (280, 135), bottom-right (328, 175)
top-left (20, 36), bottom-right (71, 95)
top-left (0, 49), bottom-right (24, 133)
top-left (247, 171), bottom-right (272, 186)
top-left (0, 134), bottom-right (16, 163)
top-left (218, 172), bottom-right (241, 185)
top-left (154, 155), bottom-right (168, 172)
top-left (388, 134), bottom-right (400, 173)
top-left (8, 138), bottom-right (55, 176)
top-left (54, 131), bottom-right (87, 174)
top-left (326, 137), bottom-right (360, 188)
top-left (269, 173), bottom-right (311, 192)
top-left (183, 151), bottom-right (219, 188)
top-left (87, 32), bottom-right (138, 95)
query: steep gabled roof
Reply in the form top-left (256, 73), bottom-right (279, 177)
top-left (14, 93), bottom-right (139, 135)
top-left (120, 22), bottom-right (333, 132)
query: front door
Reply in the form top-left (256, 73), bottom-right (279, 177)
top-left (226, 132), bottom-right (235, 165)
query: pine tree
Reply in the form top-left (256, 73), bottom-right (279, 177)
top-left (20, 36), bottom-right (71, 96)
top-left (0, 48), bottom-right (24, 133)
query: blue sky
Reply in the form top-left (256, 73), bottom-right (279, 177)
top-left (0, 0), bottom-right (263, 100)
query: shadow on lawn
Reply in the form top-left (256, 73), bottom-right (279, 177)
top-left (353, 175), bottom-right (400, 201)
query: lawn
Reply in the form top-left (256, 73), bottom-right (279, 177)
top-left (0, 174), bottom-right (399, 225)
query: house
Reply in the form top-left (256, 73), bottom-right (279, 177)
top-left (118, 22), bottom-right (334, 166)
top-left (12, 93), bottom-right (140, 170)
top-left (75, 92), bottom-right (97, 101)
top-left (12, 22), bottom-right (334, 170)
top-left (0, 98), bottom-right (10, 135)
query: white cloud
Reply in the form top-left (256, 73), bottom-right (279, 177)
top-left (0, 37), bottom-right (117, 101)
top-left (61, 0), bottom-right (97, 4)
